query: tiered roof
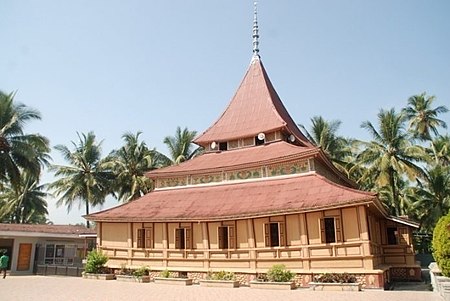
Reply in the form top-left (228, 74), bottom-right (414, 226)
top-left (86, 7), bottom-right (378, 223)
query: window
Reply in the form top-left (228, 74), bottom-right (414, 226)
top-left (175, 228), bottom-right (191, 249)
top-left (320, 217), bottom-right (342, 244)
top-left (387, 227), bottom-right (398, 245)
top-left (44, 243), bottom-right (76, 265)
top-left (264, 222), bottom-right (285, 247)
top-left (137, 228), bottom-right (153, 248)
top-left (219, 142), bottom-right (228, 151)
top-left (324, 218), bottom-right (336, 243)
top-left (218, 226), bottom-right (229, 249)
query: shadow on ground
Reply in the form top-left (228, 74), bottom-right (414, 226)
top-left (390, 269), bottom-right (432, 291)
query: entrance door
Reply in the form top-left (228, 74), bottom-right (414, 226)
top-left (17, 243), bottom-right (32, 271)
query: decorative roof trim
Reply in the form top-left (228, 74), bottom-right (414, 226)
top-left (387, 216), bottom-right (420, 228)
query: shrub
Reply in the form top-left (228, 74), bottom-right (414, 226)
top-left (84, 250), bottom-right (108, 274)
top-left (160, 269), bottom-right (171, 278)
top-left (118, 263), bottom-right (133, 275)
top-left (133, 266), bottom-right (150, 278)
top-left (314, 273), bottom-right (357, 283)
top-left (266, 264), bottom-right (294, 282)
top-left (206, 270), bottom-right (235, 281)
top-left (432, 213), bottom-right (450, 277)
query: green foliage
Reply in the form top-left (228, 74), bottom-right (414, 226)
top-left (160, 269), bottom-right (171, 278)
top-left (163, 126), bottom-right (200, 164)
top-left (84, 250), bottom-right (108, 274)
top-left (49, 132), bottom-right (113, 228)
top-left (314, 273), bottom-right (357, 283)
top-left (133, 266), bottom-right (150, 278)
top-left (432, 214), bottom-right (450, 277)
top-left (206, 270), bottom-right (235, 281)
top-left (266, 264), bottom-right (294, 282)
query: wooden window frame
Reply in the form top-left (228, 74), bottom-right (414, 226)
top-left (264, 222), bottom-right (285, 247)
top-left (137, 228), bottom-right (153, 249)
top-left (320, 216), bottom-right (342, 244)
top-left (175, 228), bottom-right (191, 250)
top-left (218, 225), bottom-right (235, 249)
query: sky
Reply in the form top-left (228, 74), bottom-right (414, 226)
top-left (1, 0), bottom-right (449, 225)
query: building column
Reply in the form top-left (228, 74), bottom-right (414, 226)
top-left (202, 222), bottom-right (210, 270)
top-left (247, 219), bottom-right (256, 270)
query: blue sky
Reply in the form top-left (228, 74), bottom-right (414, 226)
top-left (1, 1), bottom-right (449, 225)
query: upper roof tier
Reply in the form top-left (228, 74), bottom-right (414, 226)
top-left (194, 57), bottom-right (313, 147)
top-left (148, 141), bottom-right (317, 177)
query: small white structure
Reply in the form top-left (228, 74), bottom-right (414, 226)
top-left (0, 223), bottom-right (96, 276)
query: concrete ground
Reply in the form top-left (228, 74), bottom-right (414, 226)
top-left (0, 276), bottom-right (443, 301)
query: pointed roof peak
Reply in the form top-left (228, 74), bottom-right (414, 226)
top-left (194, 58), bottom-right (313, 147)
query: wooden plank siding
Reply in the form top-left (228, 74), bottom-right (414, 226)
top-left (98, 205), bottom-right (415, 273)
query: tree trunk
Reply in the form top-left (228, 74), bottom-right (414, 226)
top-left (389, 168), bottom-right (400, 216)
top-left (85, 200), bottom-right (90, 228)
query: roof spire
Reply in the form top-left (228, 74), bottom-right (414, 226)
top-left (252, 1), bottom-right (260, 60)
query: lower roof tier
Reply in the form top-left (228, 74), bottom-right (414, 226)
top-left (86, 173), bottom-right (377, 222)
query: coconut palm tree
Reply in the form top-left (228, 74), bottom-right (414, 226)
top-left (402, 92), bottom-right (448, 141)
top-left (0, 91), bottom-right (51, 188)
top-left (0, 172), bottom-right (49, 224)
top-left (49, 132), bottom-right (113, 228)
top-left (106, 132), bottom-right (170, 202)
top-left (408, 165), bottom-right (450, 232)
top-left (428, 135), bottom-right (450, 166)
top-left (299, 116), bottom-right (353, 174)
top-left (355, 108), bottom-right (425, 216)
top-left (163, 126), bottom-right (200, 164)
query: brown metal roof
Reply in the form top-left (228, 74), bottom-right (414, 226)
top-left (194, 57), bottom-right (312, 147)
top-left (86, 173), bottom-right (376, 222)
top-left (0, 224), bottom-right (96, 235)
top-left (147, 141), bottom-right (318, 177)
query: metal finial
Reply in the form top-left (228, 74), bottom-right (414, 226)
top-left (252, 1), bottom-right (260, 59)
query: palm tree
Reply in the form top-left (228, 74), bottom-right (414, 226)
top-left (408, 165), bottom-right (450, 232)
top-left (0, 91), bottom-right (51, 188)
top-left (299, 116), bottom-right (353, 173)
top-left (428, 135), bottom-right (450, 166)
top-left (106, 132), bottom-right (170, 202)
top-left (355, 108), bottom-right (425, 216)
top-left (402, 92), bottom-right (448, 141)
top-left (0, 172), bottom-right (49, 224)
top-left (163, 126), bottom-right (200, 164)
top-left (49, 132), bottom-right (113, 228)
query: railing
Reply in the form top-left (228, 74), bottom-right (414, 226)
top-left (100, 241), bottom-right (369, 264)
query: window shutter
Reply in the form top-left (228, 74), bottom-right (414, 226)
top-left (185, 228), bottom-right (191, 249)
top-left (335, 217), bottom-right (342, 242)
top-left (137, 229), bottom-right (145, 248)
top-left (145, 228), bottom-right (153, 249)
top-left (175, 229), bottom-right (181, 249)
top-left (218, 227), bottom-right (224, 249)
top-left (228, 226), bottom-right (235, 249)
top-left (320, 218), bottom-right (326, 244)
top-left (264, 223), bottom-right (270, 247)
top-left (398, 227), bottom-right (408, 245)
top-left (279, 222), bottom-right (285, 246)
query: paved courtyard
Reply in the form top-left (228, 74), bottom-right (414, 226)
top-left (0, 276), bottom-right (443, 301)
